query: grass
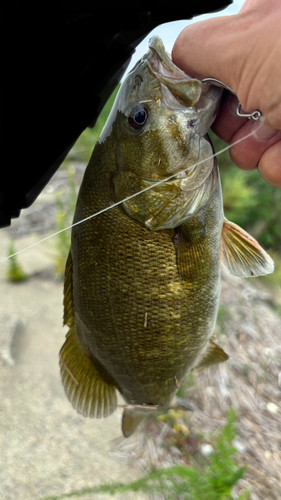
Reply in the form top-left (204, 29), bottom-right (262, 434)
top-left (52, 83), bottom-right (122, 278)
top-left (6, 240), bottom-right (27, 282)
top-left (53, 167), bottom-right (77, 278)
top-left (69, 83), bottom-right (121, 163)
top-left (34, 409), bottom-right (250, 500)
top-left (257, 249), bottom-right (281, 289)
top-left (175, 372), bottom-right (195, 399)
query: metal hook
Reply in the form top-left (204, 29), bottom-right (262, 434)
top-left (202, 78), bottom-right (264, 122)
top-left (202, 77), bottom-right (236, 96)
top-left (236, 103), bottom-right (263, 121)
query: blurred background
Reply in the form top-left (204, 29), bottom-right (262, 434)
top-left (1, 1), bottom-right (281, 499)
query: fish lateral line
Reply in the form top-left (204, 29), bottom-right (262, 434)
top-left (0, 121), bottom-right (264, 264)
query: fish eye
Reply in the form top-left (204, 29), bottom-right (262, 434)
top-left (128, 104), bottom-right (149, 130)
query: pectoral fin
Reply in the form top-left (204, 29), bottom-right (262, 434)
top-left (196, 341), bottom-right (229, 371)
top-left (174, 223), bottom-right (206, 282)
top-left (221, 219), bottom-right (274, 277)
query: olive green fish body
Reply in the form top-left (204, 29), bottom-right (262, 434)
top-left (60, 36), bottom-right (274, 435)
top-left (70, 137), bottom-right (223, 408)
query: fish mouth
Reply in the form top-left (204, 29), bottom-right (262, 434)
top-left (147, 36), bottom-right (203, 108)
top-left (147, 36), bottom-right (223, 131)
top-left (148, 36), bottom-right (187, 78)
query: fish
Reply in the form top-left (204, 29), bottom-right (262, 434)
top-left (59, 36), bottom-right (274, 437)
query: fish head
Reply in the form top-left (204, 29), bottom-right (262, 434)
top-left (104, 35), bottom-right (223, 183)
top-left (102, 36), bottom-right (223, 229)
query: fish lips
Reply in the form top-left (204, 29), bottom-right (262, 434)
top-left (146, 35), bottom-right (223, 134)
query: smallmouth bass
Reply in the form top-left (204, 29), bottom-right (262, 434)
top-left (59, 36), bottom-right (274, 437)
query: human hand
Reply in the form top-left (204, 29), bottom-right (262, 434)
top-left (172, 0), bottom-right (281, 187)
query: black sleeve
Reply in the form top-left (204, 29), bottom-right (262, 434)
top-left (1, 1), bottom-right (231, 227)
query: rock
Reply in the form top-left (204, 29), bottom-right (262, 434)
top-left (266, 402), bottom-right (280, 414)
top-left (0, 311), bottom-right (25, 365)
top-left (201, 443), bottom-right (213, 455)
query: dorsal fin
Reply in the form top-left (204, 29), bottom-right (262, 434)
top-left (221, 219), bottom-right (274, 278)
top-left (63, 251), bottom-right (74, 328)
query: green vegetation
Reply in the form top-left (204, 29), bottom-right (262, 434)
top-left (258, 250), bottom-right (281, 288)
top-left (70, 83), bottom-right (121, 163)
top-left (53, 167), bottom-right (77, 278)
top-left (210, 131), bottom-right (281, 252)
top-left (210, 131), bottom-right (281, 291)
top-left (175, 372), bottom-right (195, 399)
top-left (6, 241), bottom-right (27, 282)
top-left (216, 304), bottom-right (230, 329)
top-left (53, 83), bottom-right (121, 278)
top-left (35, 409), bottom-right (249, 500)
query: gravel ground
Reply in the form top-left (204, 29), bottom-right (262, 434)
top-left (1, 162), bottom-right (281, 500)
top-left (113, 268), bottom-right (281, 500)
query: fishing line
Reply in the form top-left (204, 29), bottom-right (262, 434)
top-left (0, 121), bottom-right (264, 264)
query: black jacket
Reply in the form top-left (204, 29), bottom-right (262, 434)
top-left (1, 1), bottom-right (230, 227)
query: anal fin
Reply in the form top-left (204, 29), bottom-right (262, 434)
top-left (196, 341), bottom-right (229, 371)
top-left (60, 326), bottom-right (117, 418)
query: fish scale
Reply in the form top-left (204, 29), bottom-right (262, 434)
top-left (59, 36), bottom-right (274, 436)
top-left (69, 141), bottom-right (222, 404)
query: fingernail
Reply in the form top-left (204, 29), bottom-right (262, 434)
top-left (251, 121), bottom-right (278, 142)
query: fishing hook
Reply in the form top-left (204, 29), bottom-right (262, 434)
top-left (202, 77), bottom-right (264, 122)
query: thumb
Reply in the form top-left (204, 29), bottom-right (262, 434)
top-left (172, 5), bottom-right (281, 130)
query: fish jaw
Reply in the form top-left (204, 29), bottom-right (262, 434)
top-left (147, 35), bottom-right (223, 134)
